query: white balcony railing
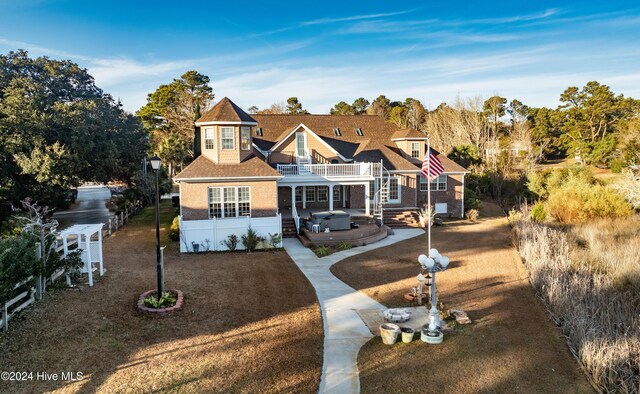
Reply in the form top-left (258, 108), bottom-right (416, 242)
top-left (276, 162), bottom-right (381, 178)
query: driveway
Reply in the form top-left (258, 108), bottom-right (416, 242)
top-left (53, 185), bottom-right (114, 230)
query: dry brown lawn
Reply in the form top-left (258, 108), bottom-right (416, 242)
top-left (0, 201), bottom-right (323, 393)
top-left (331, 202), bottom-right (594, 394)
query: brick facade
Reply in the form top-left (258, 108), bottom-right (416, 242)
top-left (416, 173), bottom-right (465, 218)
top-left (181, 180), bottom-right (278, 220)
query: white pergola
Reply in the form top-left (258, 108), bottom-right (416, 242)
top-left (60, 224), bottom-right (104, 286)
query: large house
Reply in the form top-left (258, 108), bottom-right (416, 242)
top-left (174, 97), bottom-right (468, 252)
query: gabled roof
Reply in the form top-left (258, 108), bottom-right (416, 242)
top-left (174, 155), bottom-right (281, 181)
top-left (251, 114), bottom-right (468, 173)
top-left (196, 97), bottom-right (257, 124)
top-left (391, 128), bottom-right (428, 140)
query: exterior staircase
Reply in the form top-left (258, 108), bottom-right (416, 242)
top-left (382, 209), bottom-right (422, 228)
top-left (281, 217), bottom-right (298, 238)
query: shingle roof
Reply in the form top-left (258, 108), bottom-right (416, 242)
top-left (174, 155), bottom-right (281, 181)
top-left (391, 128), bottom-right (428, 140)
top-left (196, 97), bottom-right (257, 124)
top-left (251, 114), bottom-right (468, 173)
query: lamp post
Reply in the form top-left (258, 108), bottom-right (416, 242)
top-left (418, 248), bottom-right (450, 344)
top-left (148, 156), bottom-right (163, 299)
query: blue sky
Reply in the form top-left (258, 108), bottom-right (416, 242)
top-left (1, 1), bottom-right (639, 113)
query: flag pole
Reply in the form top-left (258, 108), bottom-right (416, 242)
top-left (427, 137), bottom-right (431, 251)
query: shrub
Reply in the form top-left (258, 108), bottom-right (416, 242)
top-left (313, 246), bottom-right (331, 257)
top-left (610, 158), bottom-right (624, 173)
top-left (464, 187), bottom-right (482, 211)
top-left (241, 226), bottom-right (265, 252)
top-left (336, 241), bottom-right (352, 251)
top-left (465, 209), bottom-right (479, 221)
top-left (267, 233), bottom-right (281, 249)
top-left (143, 291), bottom-right (176, 309)
top-left (530, 201), bottom-right (546, 222)
top-left (546, 184), bottom-right (632, 224)
top-left (168, 216), bottom-right (180, 241)
top-left (221, 234), bottom-right (239, 251)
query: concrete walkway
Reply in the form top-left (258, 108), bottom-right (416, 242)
top-left (283, 229), bottom-right (424, 394)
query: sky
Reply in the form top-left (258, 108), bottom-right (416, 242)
top-left (1, 1), bottom-right (639, 114)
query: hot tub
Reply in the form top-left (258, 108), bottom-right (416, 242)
top-left (310, 210), bottom-right (351, 231)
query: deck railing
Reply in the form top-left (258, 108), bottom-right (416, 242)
top-left (276, 162), bottom-right (381, 178)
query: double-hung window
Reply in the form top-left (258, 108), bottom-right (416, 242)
top-left (411, 142), bottom-right (421, 158)
top-left (388, 178), bottom-right (399, 201)
top-left (295, 187), bottom-right (303, 203)
top-left (305, 186), bottom-right (315, 202)
top-left (209, 186), bottom-right (251, 218)
top-left (240, 126), bottom-right (251, 150)
top-left (420, 175), bottom-right (447, 191)
top-left (317, 186), bottom-right (328, 202)
top-left (333, 186), bottom-right (341, 202)
top-left (221, 127), bottom-right (235, 150)
top-left (204, 127), bottom-right (215, 150)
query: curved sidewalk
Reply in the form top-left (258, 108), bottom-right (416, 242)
top-left (283, 228), bottom-right (424, 394)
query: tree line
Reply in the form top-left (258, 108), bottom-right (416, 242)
top-left (0, 50), bottom-right (148, 224)
top-left (249, 83), bottom-right (639, 169)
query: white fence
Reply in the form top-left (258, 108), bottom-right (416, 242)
top-left (179, 215), bottom-right (283, 252)
top-left (1, 200), bottom-right (143, 332)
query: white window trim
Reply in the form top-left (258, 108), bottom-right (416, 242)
top-left (410, 142), bottom-right (420, 158)
top-left (420, 175), bottom-right (447, 191)
top-left (208, 186), bottom-right (251, 219)
top-left (317, 186), bottom-right (329, 202)
top-left (368, 177), bottom-right (401, 204)
top-left (240, 126), bottom-right (251, 151)
top-left (333, 185), bottom-right (341, 202)
top-left (204, 127), bottom-right (215, 150)
top-left (221, 126), bottom-right (235, 150)
top-left (305, 186), bottom-right (315, 202)
top-left (296, 131), bottom-right (307, 158)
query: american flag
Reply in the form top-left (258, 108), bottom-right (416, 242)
top-left (421, 149), bottom-right (444, 181)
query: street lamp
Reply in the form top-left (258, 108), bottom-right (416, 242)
top-left (148, 156), bottom-right (163, 300)
top-left (418, 248), bottom-right (450, 344)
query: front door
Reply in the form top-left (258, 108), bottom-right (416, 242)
top-left (296, 132), bottom-right (309, 164)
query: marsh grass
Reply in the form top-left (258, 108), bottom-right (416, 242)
top-left (514, 218), bottom-right (640, 392)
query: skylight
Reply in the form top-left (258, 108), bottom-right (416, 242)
top-left (355, 127), bottom-right (364, 136)
top-left (334, 128), bottom-right (341, 136)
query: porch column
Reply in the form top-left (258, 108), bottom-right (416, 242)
top-left (302, 186), bottom-right (307, 209)
top-left (343, 185), bottom-right (346, 208)
top-left (329, 184), bottom-right (334, 211)
top-left (364, 182), bottom-right (371, 216)
top-left (291, 185), bottom-right (296, 211)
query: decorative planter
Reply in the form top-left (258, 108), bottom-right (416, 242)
top-left (137, 289), bottom-right (184, 314)
top-left (380, 323), bottom-right (400, 345)
top-left (404, 292), bottom-right (428, 303)
top-left (401, 327), bottom-right (414, 343)
top-left (383, 308), bottom-right (412, 323)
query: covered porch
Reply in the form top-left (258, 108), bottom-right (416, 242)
top-left (277, 183), bottom-right (373, 217)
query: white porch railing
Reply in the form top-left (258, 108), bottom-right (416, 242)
top-left (291, 204), bottom-right (300, 234)
top-left (276, 162), bottom-right (381, 178)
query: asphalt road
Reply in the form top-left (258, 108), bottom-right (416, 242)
top-left (53, 186), bottom-right (114, 230)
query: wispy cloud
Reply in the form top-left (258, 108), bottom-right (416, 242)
top-left (250, 9), bottom-right (414, 37)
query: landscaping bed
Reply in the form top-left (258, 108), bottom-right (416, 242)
top-left (331, 202), bottom-right (593, 393)
top-left (0, 200), bottom-right (323, 393)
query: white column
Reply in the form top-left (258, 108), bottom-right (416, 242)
top-left (364, 182), bottom-right (370, 216)
top-left (342, 185), bottom-right (346, 208)
top-left (302, 186), bottom-right (307, 209)
top-left (85, 234), bottom-right (93, 287)
top-left (329, 184), bottom-right (334, 211)
top-left (291, 185), bottom-right (296, 211)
